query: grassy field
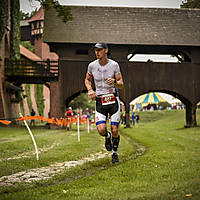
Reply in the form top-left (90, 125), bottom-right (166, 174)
top-left (0, 109), bottom-right (199, 199)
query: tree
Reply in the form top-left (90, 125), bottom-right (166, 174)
top-left (20, 11), bottom-right (31, 20)
top-left (181, 0), bottom-right (200, 8)
top-left (34, 0), bottom-right (73, 22)
top-left (19, 9), bottom-right (38, 20)
top-left (21, 41), bottom-right (34, 52)
top-left (69, 93), bottom-right (95, 111)
top-left (10, 0), bottom-right (20, 60)
top-left (0, 0), bottom-right (8, 42)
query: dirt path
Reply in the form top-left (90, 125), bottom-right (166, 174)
top-left (0, 151), bottom-right (110, 186)
top-left (0, 135), bottom-right (146, 187)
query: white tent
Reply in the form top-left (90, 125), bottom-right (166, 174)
top-left (159, 93), bottom-right (181, 104)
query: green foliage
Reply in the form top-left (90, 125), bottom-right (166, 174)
top-left (19, 9), bottom-right (38, 20)
top-left (34, 84), bottom-right (44, 116)
top-left (19, 100), bottom-right (25, 115)
top-left (10, 0), bottom-right (20, 60)
top-left (39, 0), bottom-right (73, 22)
top-left (24, 84), bottom-right (44, 116)
top-left (20, 41), bottom-right (35, 53)
top-left (0, 0), bottom-right (21, 60)
top-left (14, 91), bottom-right (23, 102)
top-left (181, 0), bottom-right (200, 8)
top-left (0, 0), bottom-right (8, 43)
top-left (69, 93), bottom-right (95, 111)
top-left (19, 10), bottom-right (31, 20)
top-left (158, 102), bottom-right (171, 110)
top-left (25, 84), bottom-right (32, 113)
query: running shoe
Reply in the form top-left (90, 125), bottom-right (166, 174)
top-left (112, 153), bottom-right (119, 163)
top-left (105, 132), bottom-right (112, 151)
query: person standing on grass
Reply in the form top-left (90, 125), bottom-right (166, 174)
top-left (132, 112), bottom-right (135, 126)
top-left (30, 109), bottom-right (36, 126)
top-left (135, 114), bottom-right (140, 125)
top-left (65, 107), bottom-right (73, 129)
top-left (85, 42), bottom-right (124, 163)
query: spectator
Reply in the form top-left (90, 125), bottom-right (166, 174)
top-left (65, 107), bottom-right (73, 129)
top-left (132, 112), bottom-right (135, 126)
top-left (135, 114), bottom-right (140, 124)
top-left (48, 111), bottom-right (50, 118)
top-left (30, 109), bottom-right (36, 126)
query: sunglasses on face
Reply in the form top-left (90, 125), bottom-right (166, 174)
top-left (94, 48), bottom-right (104, 52)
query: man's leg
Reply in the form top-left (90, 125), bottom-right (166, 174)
top-left (95, 98), bottom-right (113, 152)
top-left (111, 125), bottom-right (120, 163)
top-left (109, 97), bottom-right (121, 163)
top-left (96, 123), bottom-right (112, 151)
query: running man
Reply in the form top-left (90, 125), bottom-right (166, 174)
top-left (85, 42), bottom-right (124, 163)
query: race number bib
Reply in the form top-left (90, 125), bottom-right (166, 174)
top-left (101, 94), bottom-right (115, 105)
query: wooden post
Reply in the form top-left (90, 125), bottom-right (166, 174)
top-left (125, 103), bottom-right (130, 128)
top-left (185, 103), bottom-right (197, 127)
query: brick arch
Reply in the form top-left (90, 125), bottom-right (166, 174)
top-left (117, 61), bottom-right (200, 127)
top-left (65, 90), bottom-right (87, 109)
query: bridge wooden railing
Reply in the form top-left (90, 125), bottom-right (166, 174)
top-left (4, 59), bottom-right (59, 84)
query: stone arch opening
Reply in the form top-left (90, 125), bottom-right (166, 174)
top-left (125, 89), bottom-right (197, 128)
top-left (65, 90), bottom-right (87, 108)
top-left (130, 90), bottom-right (185, 110)
top-left (65, 90), bottom-right (95, 115)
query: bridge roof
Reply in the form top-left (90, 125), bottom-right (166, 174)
top-left (44, 6), bottom-right (200, 47)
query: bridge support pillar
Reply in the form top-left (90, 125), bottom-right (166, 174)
top-left (125, 103), bottom-right (130, 128)
top-left (185, 103), bottom-right (197, 128)
top-left (50, 82), bottom-right (64, 129)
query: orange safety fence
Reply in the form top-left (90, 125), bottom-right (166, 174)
top-left (0, 116), bottom-right (95, 128)
top-left (0, 120), bottom-right (12, 125)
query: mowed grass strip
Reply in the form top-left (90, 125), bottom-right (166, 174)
top-left (0, 127), bottom-right (106, 177)
top-left (0, 109), bottom-right (200, 200)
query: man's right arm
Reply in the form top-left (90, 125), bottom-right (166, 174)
top-left (85, 73), bottom-right (96, 100)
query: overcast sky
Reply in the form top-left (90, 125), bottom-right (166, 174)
top-left (20, 0), bottom-right (183, 13)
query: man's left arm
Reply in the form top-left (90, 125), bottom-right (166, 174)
top-left (106, 73), bottom-right (124, 89)
top-left (114, 73), bottom-right (124, 90)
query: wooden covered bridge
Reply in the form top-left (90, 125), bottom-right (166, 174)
top-left (44, 6), bottom-right (200, 127)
